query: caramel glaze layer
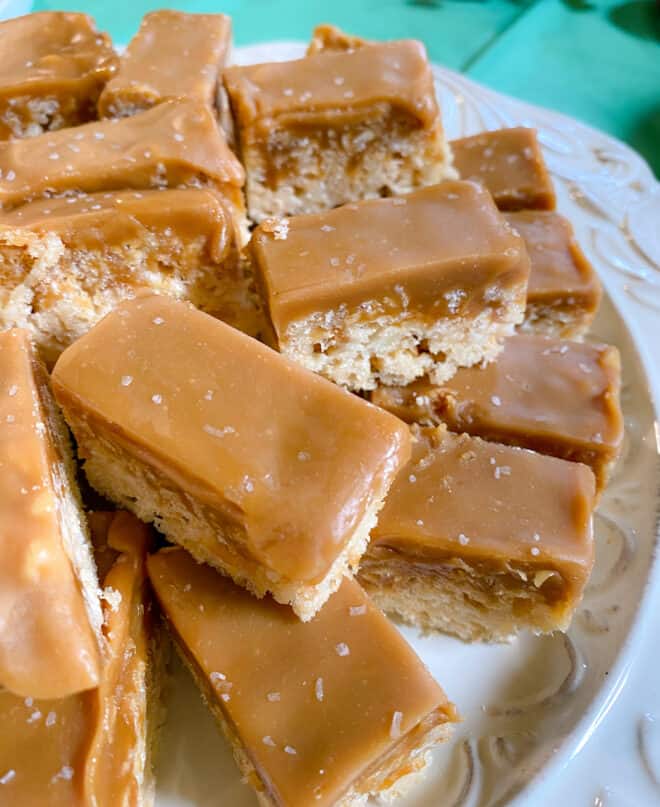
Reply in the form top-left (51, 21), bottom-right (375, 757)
top-left (148, 547), bottom-right (457, 807)
top-left (452, 128), bottom-right (556, 211)
top-left (0, 12), bottom-right (117, 138)
top-left (370, 427), bottom-right (595, 605)
top-left (0, 187), bottom-right (235, 261)
top-left (506, 210), bottom-right (602, 313)
top-left (51, 294), bottom-right (411, 586)
top-left (0, 510), bottom-right (154, 807)
top-left (0, 98), bottom-right (244, 210)
top-left (370, 334), bottom-right (623, 491)
top-left (0, 328), bottom-right (100, 699)
top-left (224, 39), bottom-right (439, 136)
top-left (251, 182), bottom-right (531, 341)
top-left (98, 10), bottom-right (231, 117)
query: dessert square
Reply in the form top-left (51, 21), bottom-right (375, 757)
top-left (251, 181), bottom-right (530, 390)
top-left (0, 510), bottom-right (159, 805)
top-left (370, 334), bottom-right (623, 493)
top-left (224, 39), bottom-right (455, 221)
top-left (51, 295), bottom-right (411, 621)
top-left (98, 10), bottom-right (231, 118)
top-left (452, 127), bottom-right (556, 211)
top-left (0, 99), bottom-right (246, 228)
top-left (148, 547), bottom-right (458, 807)
top-left (0, 328), bottom-right (102, 698)
top-left (508, 211), bottom-right (602, 338)
top-left (0, 12), bottom-right (117, 140)
top-left (0, 188), bottom-right (260, 366)
top-left (360, 427), bottom-right (596, 642)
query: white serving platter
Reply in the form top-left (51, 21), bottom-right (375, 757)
top-left (156, 43), bottom-right (660, 807)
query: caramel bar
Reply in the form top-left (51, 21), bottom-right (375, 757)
top-left (252, 182), bottom-right (530, 391)
top-left (98, 10), bottom-right (231, 118)
top-left (0, 12), bottom-right (117, 140)
top-left (148, 547), bottom-right (458, 807)
top-left (51, 295), bottom-right (411, 621)
top-left (0, 511), bottom-right (158, 805)
top-left (508, 211), bottom-right (602, 338)
top-left (0, 99), bottom-right (245, 222)
top-left (0, 188), bottom-right (260, 366)
top-left (307, 24), bottom-right (369, 55)
top-left (452, 128), bottom-right (556, 211)
top-left (360, 427), bottom-right (595, 641)
top-left (0, 329), bottom-right (102, 698)
top-left (224, 40), bottom-right (454, 222)
top-left (370, 334), bottom-right (623, 493)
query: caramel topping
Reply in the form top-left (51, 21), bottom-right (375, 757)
top-left (0, 188), bottom-right (235, 261)
top-left (452, 128), bottom-right (556, 211)
top-left (98, 10), bottom-right (231, 116)
top-left (371, 334), bottom-right (623, 454)
top-left (52, 295), bottom-right (410, 584)
top-left (0, 12), bottom-right (117, 99)
top-left (251, 182), bottom-right (531, 336)
top-left (0, 99), bottom-right (244, 210)
top-left (373, 427), bottom-right (595, 593)
top-left (224, 40), bottom-right (439, 133)
top-left (506, 210), bottom-right (601, 305)
top-left (0, 510), bottom-right (153, 806)
top-left (0, 328), bottom-right (100, 699)
top-left (148, 547), bottom-right (456, 807)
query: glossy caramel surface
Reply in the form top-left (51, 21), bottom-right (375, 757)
top-left (52, 295), bottom-right (410, 584)
top-left (452, 128), bottom-right (556, 211)
top-left (149, 547), bottom-right (456, 807)
top-left (0, 99), bottom-right (243, 209)
top-left (0, 328), bottom-right (100, 699)
top-left (98, 10), bottom-right (231, 116)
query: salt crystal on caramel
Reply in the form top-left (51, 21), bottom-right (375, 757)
top-left (51, 294), bottom-right (411, 621)
top-left (148, 547), bottom-right (457, 807)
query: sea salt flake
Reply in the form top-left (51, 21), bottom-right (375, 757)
top-left (335, 642), bottom-right (350, 657)
top-left (458, 533), bottom-right (470, 546)
top-left (297, 451), bottom-right (311, 462)
top-left (262, 735), bottom-right (276, 747)
top-left (267, 691), bottom-right (281, 702)
top-left (491, 395), bottom-right (502, 407)
top-left (390, 711), bottom-right (403, 739)
top-left (204, 390), bottom-right (214, 401)
top-left (203, 424), bottom-right (235, 438)
top-left (320, 224), bottom-right (335, 232)
top-left (45, 712), bottom-right (57, 727)
top-left (349, 605), bottom-right (366, 616)
top-left (0, 770), bottom-right (15, 785)
top-left (151, 394), bottom-right (163, 405)
top-left (7, 385), bottom-right (17, 397)
top-left (120, 375), bottom-right (133, 387)
top-left (284, 745), bottom-right (297, 755)
top-left (530, 547), bottom-right (541, 556)
top-left (152, 316), bottom-right (165, 325)
top-left (315, 677), bottom-right (324, 702)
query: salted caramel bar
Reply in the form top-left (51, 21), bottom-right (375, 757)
top-left (452, 128), bottom-right (556, 211)
top-left (98, 10), bottom-right (231, 118)
top-left (0, 99), bottom-right (245, 225)
top-left (224, 39), bottom-right (455, 222)
top-left (149, 547), bottom-right (458, 807)
top-left (51, 295), bottom-right (410, 621)
top-left (0, 12), bottom-right (117, 140)
top-left (360, 427), bottom-right (596, 642)
top-left (370, 334), bottom-right (623, 493)
top-left (508, 211), bottom-right (602, 338)
top-left (0, 510), bottom-right (159, 806)
top-left (251, 182), bottom-right (530, 391)
top-left (307, 23), bottom-right (369, 55)
top-left (0, 328), bottom-right (103, 699)
top-left (0, 188), bottom-right (260, 366)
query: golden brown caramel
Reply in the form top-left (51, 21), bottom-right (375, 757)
top-left (99, 10), bottom-right (231, 117)
top-left (224, 40), bottom-right (439, 133)
top-left (0, 99), bottom-right (244, 211)
top-left (0, 12), bottom-right (117, 140)
top-left (0, 511), bottom-right (154, 806)
top-left (51, 295), bottom-right (410, 618)
top-left (0, 328), bottom-right (100, 699)
top-left (370, 334), bottom-right (622, 491)
top-left (507, 210), bottom-right (602, 336)
top-left (452, 128), bottom-right (556, 211)
top-left (148, 547), bottom-right (457, 807)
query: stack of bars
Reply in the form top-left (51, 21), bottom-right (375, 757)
top-left (0, 11), bottom-right (623, 807)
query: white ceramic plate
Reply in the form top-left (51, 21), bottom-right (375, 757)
top-left (156, 43), bottom-right (660, 807)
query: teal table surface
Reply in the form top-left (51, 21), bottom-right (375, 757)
top-left (32, 0), bottom-right (660, 177)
